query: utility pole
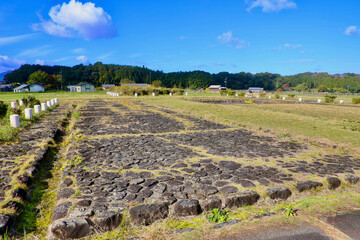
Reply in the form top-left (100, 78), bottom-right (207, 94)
top-left (224, 77), bottom-right (228, 88)
top-left (150, 71), bottom-right (152, 85)
top-left (60, 69), bottom-right (63, 91)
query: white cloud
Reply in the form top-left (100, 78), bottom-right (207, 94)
top-left (0, 33), bottom-right (36, 46)
top-left (0, 56), bottom-right (25, 72)
top-left (35, 59), bottom-right (45, 65)
top-left (76, 55), bottom-right (89, 64)
top-left (32, 0), bottom-right (117, 40)
top-left (17, 45), bottom-right (53, 57)
top-left (217, 31), bottom-right (247, 49)
top-left (345, 26), bottom-right (359, 36)
top-left (98, 51), bottom-right (116, 60)
top-left (246, 0), bottom-right (296, 12)
top-left (129, 53), bottom-right (143, 58)
top-left (53, 56), bottom-right (71, 62)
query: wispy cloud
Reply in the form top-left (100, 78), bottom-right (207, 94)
top-left (35, 59), bottom-right (45, 65)
top-left (217, 31), bottom-right (247, 49)
top-left (246, 0), bottom-right (296, 12)
top-left (345, 26), bottom-right (359, 36)
top-left (281, 59), bottom-right (317, 64)
top-left (194, 64), bottom-right (208, 69)
top-left (0, 33), bottom-right (36, 46)
top-left (214, 62), bottom-right (226, 66)
top-left (76, 55), bottom-right (89, 64)
top-left (17, 45), bottom-right (53, 57)
top-left (129, 53), bottom-right (143, 58)
top-left (98, 51), bottom-right (116, 60)
top-left (179, 36), bottom-right (186, 40)
top-left (32, 0), bottom-right (117, 40)
top-left (72, 48), bottom-right (87, 53)
top-left (283, 43), bottom-right (302, 49)
top-left (53, 56), bottom-right (71, 63)
top-left (0, 56), bottom-right (26, 72)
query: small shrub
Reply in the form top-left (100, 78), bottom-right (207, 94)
top-left (288, 93), bottom-right (295, 98)
top-left (171, 88), bottom-right (184, 95)
top-left (324, 95), bottom-right (337, 103)
top-left (72, 103), bottom-right (77, 109)
top-left (227, 90), bottom-right (236, 96)
top-left (284, 204), bottom-right (297, 217)
top-left (73, 111), bottom-right (79, 120)
top-left (207, 208), bottom-right (229, 223)
top-left (0, 101), bottom-right (8, 119)
top-left (275, 94), bottom-right (280, 99)
top-left (352, 97), bottom-right (360, 104)
top-left (95, 86), bottom-right (103, 91)
top-left (259, 92), bottom-right (266, 98)
top-left (238, 92), bottom-right (245, 97)
top-left (9, 107), bottom-right (21, 115)
top-left (220, 90), bottom-right (227, 96)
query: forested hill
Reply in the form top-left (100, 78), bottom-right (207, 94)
top-left (4, 62), bottom-right (360, 92)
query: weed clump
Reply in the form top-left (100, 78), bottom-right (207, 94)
top-left (0, 101), bottom-right (8, 119)
top-left (352, 97), bottom-right (360, 104)
top-left (324, 95), bottom-right (337, 103)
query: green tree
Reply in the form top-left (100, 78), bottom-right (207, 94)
top-left (120, 78), bottom-right (135, 85)
top-left (152, 80), bottom-right (162, 87)
top-left (27, 70), bottom-right (48, 85)
top-left (318, 85), bottom-right (328, 92)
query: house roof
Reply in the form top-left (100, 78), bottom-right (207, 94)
top-left (29, 82), bottom-right (44, 87)
top-left (248, 87), bottom-right (264, 90)
top-left (102, 84), bottom-right (115, 87)
top-left (209, 85), bottom-right (222, 88)
top-left (13, 84), bottom-right (29, 90)
top-left (0, 84), bottom-right (13, 89)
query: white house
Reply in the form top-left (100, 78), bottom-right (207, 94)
top-left (209, 85), bottom-right (226, 92)
top-left (248, 87), bottom-right (264, 93)
top-left (13, 84), bottom-right (29, 92)
top-left (29, 83), bottom-right (45, 92)
top-left (68, 82), bottom-right (95, 92)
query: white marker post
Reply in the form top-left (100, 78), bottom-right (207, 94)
top-left (152, 92), bottom-right (155, 97)
top-left (340, 100), bottom-right (344, 104)
top-left (245, 95), bottom-right (248, 97)
top-left (54, 98), bottom-right (59, 104)
top-left (235, 94), bottom-right (238, 97)
top-left (185, 92), bottom-right (188, 96)
top-left (170, 93), bottom-right (172, 96)
top-left (135, 93), bottom-right (138, 97)
top-left (34, 105), bottom-right (41, 114)
top-left (19, 100), bottom-right (24, 106)
top-left (299, 98), bottom-right (302, 102)
top-left (25, 108), bottom-right (33, 120)
top-left (282, 97), bottom-right (286, 100)
top-left (10, 114), bottom-right (20, 128)
top-left (269, 96), bottom-right (272, 99)
top-left (47, 101), bottom-right (51, 108)
top-left (51, 99), bottom-right (55, 106)
top-left (41, 103), bottom-right (47, 111)
top-left (317, 99), bottom-right (321, 103)
top-left (11, 102), bottom-right (17, 108)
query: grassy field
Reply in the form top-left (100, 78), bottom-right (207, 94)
top-left (1, 91), bottom-right (360, 148)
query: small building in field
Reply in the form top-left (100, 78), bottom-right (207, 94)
top-left (121, 83), bottom-right (148, 87)
top-left (248, 87), bottom-right (264, 93)
top-left (68, 82), bottom-right (95, 92)
top-left (209, 85), bottom-right (227, 92)
top-left (102, 84), bottom-right (115, 90)
top-left (29, 82), bottom-right (45, 92)
top-left (13, 84), bottom-right (29, 92)
top-left (0, 84), bottom-right (13, 92)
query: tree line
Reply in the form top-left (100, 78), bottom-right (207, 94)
top-left (4, 63), bottom-right (360, 92)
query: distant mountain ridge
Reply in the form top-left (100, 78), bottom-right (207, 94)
top-left (0, 70), bottom-right (13, 81)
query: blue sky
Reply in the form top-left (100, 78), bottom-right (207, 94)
top-left (0, 0), bottom-right (360, 75)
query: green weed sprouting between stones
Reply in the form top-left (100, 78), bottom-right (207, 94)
top-left (245, 99), bottom-right (253, 104)
top-left (283, 204), bottom-right (297, 217)
top-left (207, 208), bottom-right (229, 223)
top-left (278, 132), bottom-right (289, 138)
top-left (73, 111), bottom-right (79, 120)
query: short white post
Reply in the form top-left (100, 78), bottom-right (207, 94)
top-left (51, 99), bottom-right (55, 106)
top-left (19, 100), bottom-right (24, 106)
top-left (25, 108), bottom-right (33, 120)
top-left (10, 114), bottom-right (20, 128)
top-left (11, 102), bottom-right (17, 108)
top-left (235, 94), bottom-right (238, 97)
top-left (269, 96), bottom-right (271, 99)
top-left (152, 92), bottom-right (155, 97)
top-left (257, 95), bottom-right (259, 98)
top-left (170, 93), bottom-right (172, 96)
top-left (117, 93), bottom-right (119, 97)
top-left (282, 97), bottom-right (286, 100)
top-left (227, 94), bottom-right (229, 96)
top-left (185, 92), bottom-right (188, 96)
top-left (47, 101), bottom-right (51, 108)
top-left (299, 98), bottom-right (302, 102)
top-left (54, 98), bottom-right (59, 104)
top-left (135, 93), bottom-right (138, 97)
top-left (41, 103), bottom-right (47, 111)
top-left (34, 105), bottom-right (41, 114)
top-left (317, 99), bottom-right (321, 103)
top-left (245, 94), bottom-right (248, 97)
top-left (340, 100), bottom-right (344, 104)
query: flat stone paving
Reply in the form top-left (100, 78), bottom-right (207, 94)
top-left (326, 211), bottom-right (360, 239)
top-left (49, 99), bottom-right (360, 238)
